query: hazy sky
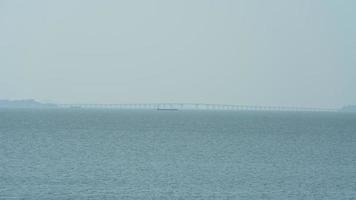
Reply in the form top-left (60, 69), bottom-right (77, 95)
top-left (1, 0), bottom-right (355, 107)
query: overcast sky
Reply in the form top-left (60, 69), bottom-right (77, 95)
top-left (1, 0), bottom-right (355, 107)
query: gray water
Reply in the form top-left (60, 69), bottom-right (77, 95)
top-left (1, 109), bottom-right (356, 199)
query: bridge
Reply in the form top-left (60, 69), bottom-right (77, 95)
top-left (56, 103), bottom-right (337, 112)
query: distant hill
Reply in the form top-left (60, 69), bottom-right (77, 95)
top-left (340, 105), bottom-right (356, 112)
top-left (0, 99), bottom-right (56, 108)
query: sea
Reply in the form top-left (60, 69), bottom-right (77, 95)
top-left (1, 109), bottom-right (356, 199)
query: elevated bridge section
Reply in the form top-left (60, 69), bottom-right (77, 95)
top-left (56, 103), bottom-right (337, 112)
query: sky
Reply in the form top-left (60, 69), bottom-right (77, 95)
top-left (0, 0), bottom-right (355, 108)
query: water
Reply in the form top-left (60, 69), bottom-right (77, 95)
top-left (1, 109), bottom-right (356, 199)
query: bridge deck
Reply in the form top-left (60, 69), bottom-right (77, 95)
top-left (56, 103), bottom-right (337, 112)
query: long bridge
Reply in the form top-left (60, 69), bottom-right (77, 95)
top-left (56, 103), bottom-right (338, 112)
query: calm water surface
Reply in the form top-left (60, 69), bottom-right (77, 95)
top-left (1, 109), bottom-right (356, 199)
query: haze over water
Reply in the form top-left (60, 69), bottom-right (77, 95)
top-left (1, 0), bottom-right (356, 199)
top-left (1, 0), bottom-right (356, 107)
top-left (1, 109), bottom-right (356, 199)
